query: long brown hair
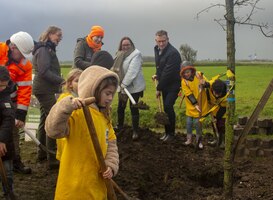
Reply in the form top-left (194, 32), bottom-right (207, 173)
top-left (118, 36), bottom-right (135, 51)
top-left (94, 76), bottom-right (118, 123)
top-left (39, 26), bottom-right (62, 42)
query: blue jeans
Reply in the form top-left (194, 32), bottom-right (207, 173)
top-left (0, 159), bottom-right (13, 195)
top-left (186, 116), bottom-right (202, 140)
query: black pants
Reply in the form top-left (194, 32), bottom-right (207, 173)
top-left (117, 91), bottom-right (143, 128)
top-left (162, 90), bottom-right (179, 135)
top-left (35, 94), bottom-right (57, 162)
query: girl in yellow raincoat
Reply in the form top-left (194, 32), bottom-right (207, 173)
top-left (56, 68), bottom-right (82, 161)
top-left (180, 61), bottom-right (209, 149)
top-left (45, 66), bottom-right (119, 200)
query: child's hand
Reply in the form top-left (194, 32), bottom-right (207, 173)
top-left (71, 98), bottom-right (85, 110)
top-left (195, 105), bottom-right (201, 113)
top-left (102, 166), bottom-right (113, 179)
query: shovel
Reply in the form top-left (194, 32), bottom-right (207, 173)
top-left (82, 97), bottom-right (132, 200)
top-left (0, 158), bottom-right (16, 200)
top-left (123, 88), bottom-right (149, 110)
top-left (153, 80), bottom-right (169, 125)
top-left (23, 127), bottom-right (56, 155)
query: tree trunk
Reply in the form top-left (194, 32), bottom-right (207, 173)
top-left (224, 0), bottom-right (236, 198)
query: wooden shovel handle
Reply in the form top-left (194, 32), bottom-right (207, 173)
top-left (154, 80), bottom-right (164, 112)
top-left (82, 104), bottom-right (117, 200)
top-left (84, 97), bottom-right (96, 106)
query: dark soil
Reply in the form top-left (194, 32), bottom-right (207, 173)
top-left (8, 127), bottom-right (273, 200)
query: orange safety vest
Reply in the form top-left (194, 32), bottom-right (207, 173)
top-left (0, 42), bottom-right (32, 121)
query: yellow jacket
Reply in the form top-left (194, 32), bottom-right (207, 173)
top-left (46, 96), bottom-right (118, 200)
top-left (206, 80), bottom-right (227, 118)
top-left (181, 71), bottom-right (209, 118)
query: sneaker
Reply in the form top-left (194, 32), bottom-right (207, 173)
top-left (184, 138), bottom-right (192, 145)
top-left (132, 132), bottom-right (139, 140)
top-left (160, 134), bottom-right (167, 140)
top-left (208, 139), bottom-right (217, 146)
top-left (163, 135), bottom-right (174, 143)
top-left (198, 142), bottom-right (204, 149)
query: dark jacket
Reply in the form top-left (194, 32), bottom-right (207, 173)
top-left (32, 41), bottom-right (64, 95)
top-left (0, 82), bottom-right (15, 161)
top-left (154, 43), bottom-right (181, 92)
top-left (73, 37), bottom-right (94, 70)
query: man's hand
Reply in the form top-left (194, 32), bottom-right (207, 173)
top-left (152, 74), bottom-right (157, 81)
top-left (156, 90), bottom-right (161, 98)
top-left (0, 143), bottom-right (7, 157)
top-left (15, 119), bottom-right (25, 128)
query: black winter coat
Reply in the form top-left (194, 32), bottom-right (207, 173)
top-left (32, 41), bottom-right (64, 95)
top-left (0, 82), bottom-right (15, 161)
top-left (154, 43), bottom-right (181, 92)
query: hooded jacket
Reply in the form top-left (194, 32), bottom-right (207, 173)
top-left (0, 41), bottom-right (32, 122)
top-left (45, 66), bottom-right (119, 200)
top-left (32, 41), bottom-right (64, 95)
top-left (73, 37), bottom-right (94, 70)
top-left (181, 67), bottom-right (209, 118)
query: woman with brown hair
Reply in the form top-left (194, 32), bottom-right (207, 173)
top-left (32, 26), bottom-right (64, 169)
top-left (112, 37), bottom-right (146, 140)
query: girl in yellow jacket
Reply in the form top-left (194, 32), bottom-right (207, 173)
top-left (45, 66), bottom-right (119, 200)
top-left (56, 68), bottom-right (82, 161)
top-left (202, 79), bottom-right (227, 148)
top-left (180, 62), bottom-right (209, 149)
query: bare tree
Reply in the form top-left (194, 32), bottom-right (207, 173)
top-left (197, 0), bottom-right (273, 198)
top-left (179, 44), bottom-right (197, 63)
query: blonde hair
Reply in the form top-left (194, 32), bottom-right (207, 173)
top-left (39, 26), bottom-right (62, 42)
top-left (63, 68), bottom-right (83, 94)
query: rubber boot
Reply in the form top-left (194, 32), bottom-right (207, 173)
top-left (132, 115), bottom-right (139, 140)
top-left (13, 155), bottom-right (32, 174)
top-left (184, 134), bottom-right (192, 145)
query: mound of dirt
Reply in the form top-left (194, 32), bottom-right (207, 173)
top-left (9, 127), bottom-right (273, 200)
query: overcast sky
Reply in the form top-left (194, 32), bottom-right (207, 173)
top-left (1, 0), bottom-right (273, 61)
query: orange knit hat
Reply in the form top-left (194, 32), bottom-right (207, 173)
top-left (89, 26), bottom-right (104, 38)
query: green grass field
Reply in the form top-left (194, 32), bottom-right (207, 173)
top-left (28, 63), bottom-right (273, 129)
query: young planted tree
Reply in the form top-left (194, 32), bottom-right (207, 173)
top-left (197, 0), bottom-right (273, 198)
top-left (179, 44), bottom-right (197, 63)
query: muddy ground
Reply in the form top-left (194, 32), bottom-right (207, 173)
top-left (7, 127), bottom-right (273, 200)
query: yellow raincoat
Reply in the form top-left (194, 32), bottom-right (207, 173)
top-left (181, 71), bottom-right (209, 118)
top-left (54, 107), bottom-right (116, 200)
top-left (206, 80), bottom-right (227, 118)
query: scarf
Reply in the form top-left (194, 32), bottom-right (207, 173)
top-left (86, 36), bottom-right (102, 52)
top-left (111, 47), bottom-right (135, 82)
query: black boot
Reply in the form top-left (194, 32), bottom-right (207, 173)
top-left (13, 156), bottom-right (32, 174)
top-left (132, 115), bottom-right (139, 140)
top-left (116, 111), bottom-right (125, 131)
